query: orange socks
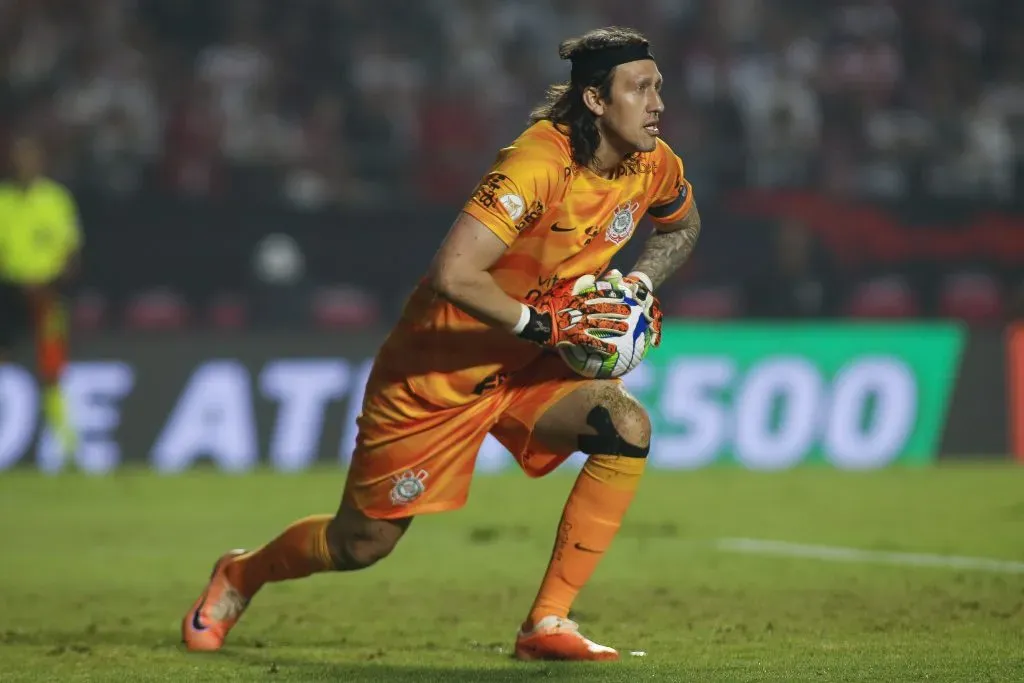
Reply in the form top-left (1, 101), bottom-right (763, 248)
top-left (527, 454), bottom-right (646, 625)
top-left (225, 515), bottom-right (336, 598)
top-left (221, 458), bottom-right (644, 616)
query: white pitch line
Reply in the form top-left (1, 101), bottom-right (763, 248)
top-left (715, 538), bottom-right (1024, 574)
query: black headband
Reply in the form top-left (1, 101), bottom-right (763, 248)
top-left (570, 44), bottom-right (654, 85)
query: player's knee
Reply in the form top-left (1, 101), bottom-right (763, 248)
top-left (577, 384), bottom-right (651, 457)
top-left (325, 517), bottom-right (404, 571)
top-left (611, 394), bottom-right (652, 449)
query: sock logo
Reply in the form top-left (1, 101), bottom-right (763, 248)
top-left (389, 469), bottom-right (429, 506)
top-left (573, 542), bottom-right (603, 554)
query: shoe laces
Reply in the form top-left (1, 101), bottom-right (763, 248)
top-left (534, 615), bottom-right (580, 634)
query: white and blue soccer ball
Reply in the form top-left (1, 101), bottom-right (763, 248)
top-left (557, 284), bottom-right (656, 380)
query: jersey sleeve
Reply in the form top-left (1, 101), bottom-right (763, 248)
top-left (462, 143), bottom-right (562, 246)
top-left (646, 141), bottom-right (694, 226)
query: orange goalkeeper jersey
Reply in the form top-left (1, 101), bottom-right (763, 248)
top-left (374, 120), bottom-right (694, 409)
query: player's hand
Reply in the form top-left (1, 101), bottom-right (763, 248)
top-left (519, 275), bottom-right (632, 355)
top-left (601, 269), bottom-right (663, 347)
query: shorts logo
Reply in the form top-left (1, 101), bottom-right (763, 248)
top-left (499, 194), bottom-right (525, 221)
top-left (605, 200), bottom-right (640, 244)
top-left (390, 469), bottom-right (429, 506)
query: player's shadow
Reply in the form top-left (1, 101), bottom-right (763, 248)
top-left (221, 652), bottom-right (638, 682)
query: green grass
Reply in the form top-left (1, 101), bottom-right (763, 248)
top-left (1, 465), bottom-right (1023, 682)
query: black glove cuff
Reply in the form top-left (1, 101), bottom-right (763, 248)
top-left (517, 307), bottom-right (553, 345)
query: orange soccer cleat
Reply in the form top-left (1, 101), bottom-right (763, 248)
top-left (514, 616), bottom-right (619, 661)
top-left (181, 549), bottom-right (250, 652)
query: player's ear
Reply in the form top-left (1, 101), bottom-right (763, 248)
top-left (582, 86), bottom-right (605, 116)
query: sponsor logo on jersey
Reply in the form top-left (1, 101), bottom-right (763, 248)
top-left (513, 200), bottom-right (545, 232)
top-left (473, 371), bottom-right (509, 395)
top-left (616, 157), bottom-right (659, 177)
top-left (470, 173), bottom-right (510, 210)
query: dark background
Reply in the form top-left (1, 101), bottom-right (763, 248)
top-left (1, 0), bottom-right (1023, 331)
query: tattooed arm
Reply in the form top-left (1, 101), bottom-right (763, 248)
top-left (630, 202), bottom-right (702, 289)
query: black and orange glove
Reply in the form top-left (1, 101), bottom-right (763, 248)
top-left (515, 275), bottom-right (632, 356)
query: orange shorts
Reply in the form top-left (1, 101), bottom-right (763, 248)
top-left (343, 352), bottom-right (605, 519)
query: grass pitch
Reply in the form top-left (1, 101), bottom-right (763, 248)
top-left (1, 465), bottom-right (1023, 682)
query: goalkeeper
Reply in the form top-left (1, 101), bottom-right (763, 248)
top-left (183, 27), bottom-right (702, 661)
top-left (0, 134), bottom-right (80, 457)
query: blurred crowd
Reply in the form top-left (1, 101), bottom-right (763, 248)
top-left (2, 0), bottom-right (1023, 209)
top-left (2, 0), bottom-right (1023, 330)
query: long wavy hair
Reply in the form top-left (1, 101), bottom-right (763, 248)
top-left (529, 27), bottom-right (650, 170)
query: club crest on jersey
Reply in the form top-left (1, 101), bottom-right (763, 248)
top-left (390, 469), bottom-right (429, 506)
top-left (606, 200), bottom-right (640, 244)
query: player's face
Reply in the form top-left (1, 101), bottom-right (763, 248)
top-left (601, 60), bottom-right (664, 154)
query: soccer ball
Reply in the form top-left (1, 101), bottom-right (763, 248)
top-left (557, 291), bottom-right (655, 379)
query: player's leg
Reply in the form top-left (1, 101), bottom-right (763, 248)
top-left (525, 380), bottom-right (650, 627)
top-left (182, 377), bottom-right (498, 651)
top-left (182, 499), bottom-right (412, 652)
top-left (227, 500), bottom-right (414, 597)
top-left (28, 286), bottom-right (76, 455)
top-left (494, 362), bottom-right (650, 661)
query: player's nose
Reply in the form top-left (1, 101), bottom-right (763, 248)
top-left (647, 91), bottom-right (664, 114)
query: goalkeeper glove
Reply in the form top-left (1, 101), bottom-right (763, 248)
top-left (601, 269), bottom-right (663, 347)
top-left (513, 274), bottom-right (632, 356)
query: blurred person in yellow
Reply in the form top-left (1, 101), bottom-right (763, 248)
top-left (0, 134), bottom-right (81, 457)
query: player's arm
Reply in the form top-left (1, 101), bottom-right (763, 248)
top-left (628, 143), bottom-right (701, 290)
top-left (428, 212), bottom-right (524, 331)
top-left (629, 200), bottom-right (702, 289)
top-left (429, 212), bottom-right (631, 348)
